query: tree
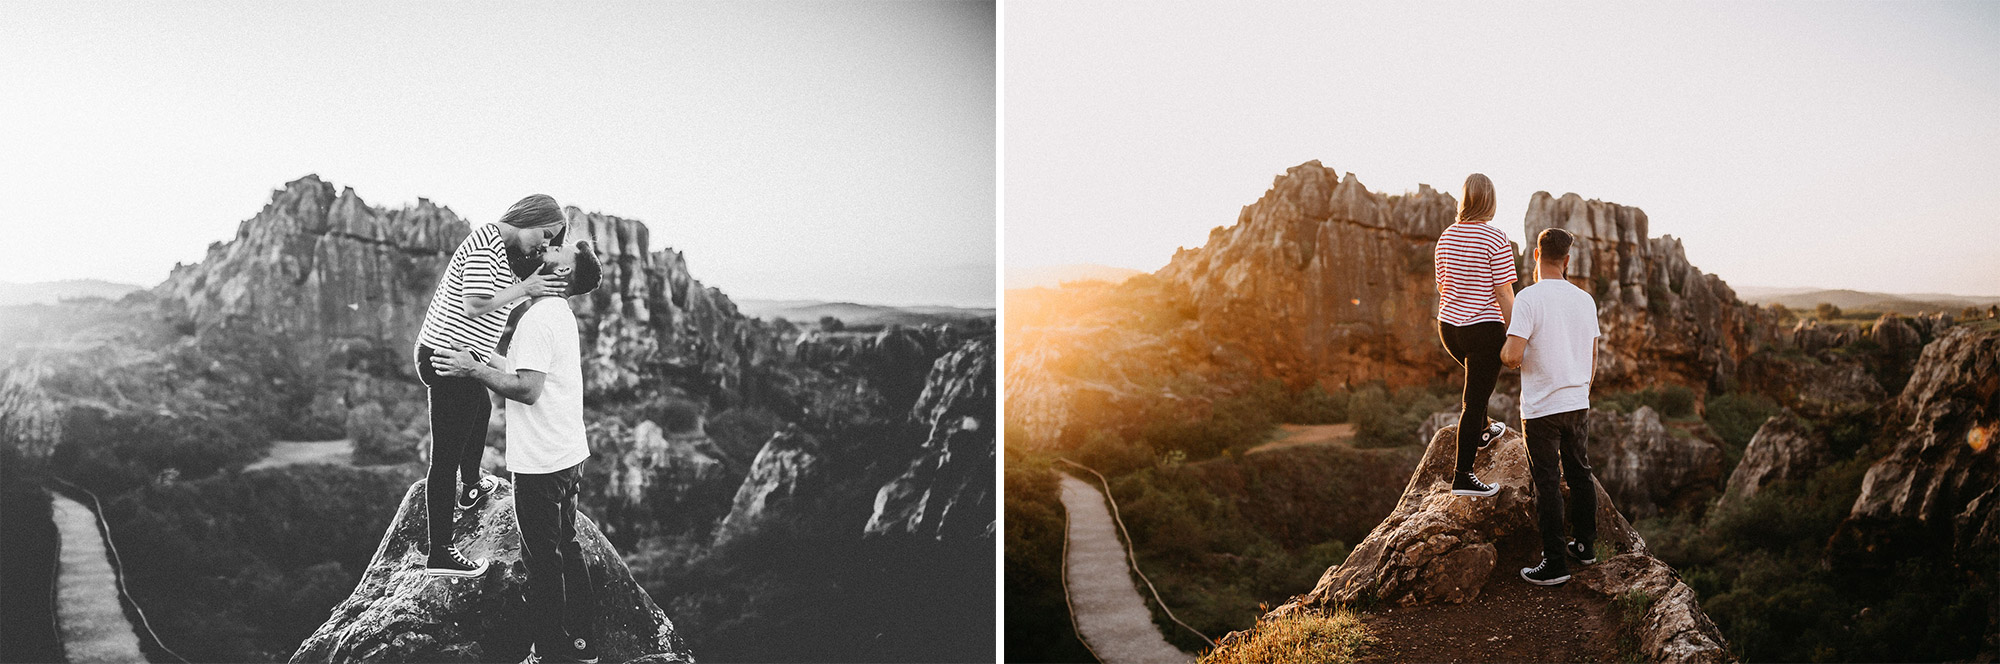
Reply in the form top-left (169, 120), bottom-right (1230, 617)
top-left (1814, 303), bottom-right (1842, 321)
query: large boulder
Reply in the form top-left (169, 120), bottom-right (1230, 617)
top-left (1832, 324), bottom-right (2000, 567)
top-left (1586, 406), bottom-right (1725, 519)
top-left (291, 478), bottom-right (693, 663)
top-left (1266, 425), bottom-right (1730, 662)
top-left (713, 427), bottom-right (824, 545)
top-left (1716, 410), bottom-right (1828, 512)
top-left (866, 339), bottom-right (996, 541)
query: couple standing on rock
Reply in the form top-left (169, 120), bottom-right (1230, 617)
top-left (412, 194), bottom-right (606, 663)
top-left (1434, 173), bottom-right (1601, 587)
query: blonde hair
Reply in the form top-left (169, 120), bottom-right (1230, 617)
top-left (1458, 173), bottom-right (1495, 222)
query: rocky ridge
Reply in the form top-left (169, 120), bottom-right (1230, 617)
top-left (1522, 192), bottom-right (1780, 399)
top-left (1255, 425), bottom-right (1730, 662)
top-left (1832, 323), bottom-right (1999, 566)
top-left (291, 478), bottom-right (693, 663)
top-left (866, 338), bottom-right (997, 540)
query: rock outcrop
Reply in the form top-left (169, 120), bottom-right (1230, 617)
top-left (866, 338), bottom-right (996, 540)
top-left (292, 478), bottom-right (693, 663)
top-left (1832, 324), bottom-right (1999, 566)
top-left (1155, 162), bottom-right (1460, 390)
top-left (1586, 406), bottom-right (1724, 520)
top-left (1717, 410), bottom-right (1827, 511)
top-left (157, 175), bottom-right (466, 355)
top-left (713, 427), bottom-right (824, 545)
top-left (1524, 192), bottom-right (1779, 398)
top-left (1266, 425), bottom-right (1730, 662)
top-left (1739, 351), bottom-right (1885, 419)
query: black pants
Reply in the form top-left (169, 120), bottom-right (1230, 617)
top-left (516, 463), bottom-right (594, 652)
top-left (416, 344), bottom-right (490, 555)
top-left (1525, 409), bottom-right (1596, 569)
top-left (1439, 321), bottom-right (1506, 474)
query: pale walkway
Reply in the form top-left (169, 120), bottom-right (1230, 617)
top-left (1060, 474), bottom-right (1193, 664)
top-left (51, 494), bottom-right (147, 664)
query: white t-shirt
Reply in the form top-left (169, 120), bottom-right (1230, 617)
top-left (498, 297), bottom-right (589, 474)
top-left (1507, 277), bottom-right (1601, 419)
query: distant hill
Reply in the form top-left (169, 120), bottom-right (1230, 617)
top-left (733, 299), bottom-right (995, 327)
top-left (1005, 263), bottom-right (1145, 290)
top-left (0, 279), bottom-right (144, 306)
top-left (1734, 286), bottom-right (2000, 315)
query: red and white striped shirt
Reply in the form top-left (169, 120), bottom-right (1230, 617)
top-left (1434, 221), bottom-right (1517, 326)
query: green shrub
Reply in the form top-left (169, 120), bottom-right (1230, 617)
top-left (1595, 386), bottom-right (1696, 420)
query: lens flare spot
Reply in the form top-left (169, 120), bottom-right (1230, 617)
top-left (1969, 425), bottom-right (1992, 453)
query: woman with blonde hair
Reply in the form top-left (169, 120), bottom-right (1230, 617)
top-left (1434, 173), bottom-right (1515, 497)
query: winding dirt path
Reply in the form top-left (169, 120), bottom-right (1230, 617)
top-left (1059, 474), bottom-right (1193, 664)
top-left (1246, 423), bottom-right (1355, 455)
top-left (245, 439), bottom-right (355, 471)
top-left (50, 494), bottom-right (146, 664)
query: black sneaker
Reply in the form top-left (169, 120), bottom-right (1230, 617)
top-left (1451, 471), bottom-right (1499, 497)
top-left (1566, 539), bottom-right (1597, 565)
top-left (1477, 420), bottom-right (1507, 449)
top-left (1521, 556), bottom-right (1571, 586)
top-left (458, 475), bottom-right (499, 512)
top-left (424, 546), bottom-right (489, 578)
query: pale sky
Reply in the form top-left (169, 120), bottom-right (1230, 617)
top-left (1, 1), bottom-right (995, 307)
top-left (1006, 1), bottom-right (2000, 297)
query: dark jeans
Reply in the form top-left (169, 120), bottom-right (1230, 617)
top-left (1525, 409), bottom-right (1596, 570)
top-left (1439, 321), bottom-right (1506, 474)
top-left (515, 463), bottom-right (594, 652)
top-left (416, 344), bottom-right (490, 555)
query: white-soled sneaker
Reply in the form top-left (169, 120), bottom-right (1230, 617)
top-left (424, 546), bottom-right (489, 578)
top-left (1477, 420), bottom-right (1507, 449)
top-left (1451, 471), bottom-right (1499, 497)
top-left (1521, 556), bottom-right (1572, 586)
top-left (1566, 539), bottom-right (1597, 565)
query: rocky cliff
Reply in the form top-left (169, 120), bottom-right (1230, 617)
top-left (1257, 425), bottom-right (1730, 662)
top-left (1523, 192), bottom-right (1780, 399)
top-left (1586, 406), bottom-right (1724, 520)
top-left (1717, 410), bottom-right (1827, 512)
top-left (866, 338), bottom-right (996, 540)
top-left (291, 478), bottom-right (693, 663)
top-left (157, 175), bottom-right (467, 355)
top-left (1831, 323), bottom-right (1999, 567)
top-left (1155, 161), bottom-right (1461, 389)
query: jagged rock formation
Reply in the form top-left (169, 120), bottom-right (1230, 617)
top-left (1739, 350), bottom-right (1885, 419)
top-left (157, 175), bottom-right (466, 354)
top-left (1266, 425), bottom-right (1730, 662)
top-left (292, 478), bottom-right (693, 663)
top-left (1155, 161), bottom-right (1460, 389)
top-left (866, 338), bottom-right (996, 540)
top-left (1524, 192), bottom-right (1779, 398)
top-left (1717, 410), bottom-right (1827, 512)
top-left (1832, 324), bottom-right (1999, 566)
top-left (1586, 406), bottom-right (1724, 520)
top-left (713, 427), bottom-right (824, 545)
top-left (590, 418), bottom-right (737, 542)
top-left (565, 209), bottom-right (788, 402)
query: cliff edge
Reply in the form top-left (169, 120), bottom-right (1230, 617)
top-left (291, 478), bottom-right (695, 664)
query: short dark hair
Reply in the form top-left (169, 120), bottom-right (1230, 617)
top-left (567, 241), bottom-right (601, 297)
top-left (1537, 227), bottom-right (1575, 262)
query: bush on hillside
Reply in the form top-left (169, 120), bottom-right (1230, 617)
top-left (1197, 609), bottom-right (1373, 664)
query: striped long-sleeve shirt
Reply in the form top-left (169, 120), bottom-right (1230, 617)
top-left (1434, 221), bottom-right (1516, 326)
top-left (417, 223), bottom-right (520, 360)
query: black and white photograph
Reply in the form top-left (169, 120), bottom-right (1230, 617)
top-left (1, 3), bottom-right (995, 663)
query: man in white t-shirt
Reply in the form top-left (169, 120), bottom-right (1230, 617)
top-left (434, 238), bottom-right (603, 664)
top-left (1499, 227), bottom-right (1601, 587)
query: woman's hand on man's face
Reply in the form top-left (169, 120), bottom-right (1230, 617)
top-left (522, 272), bottom-right (569, 298)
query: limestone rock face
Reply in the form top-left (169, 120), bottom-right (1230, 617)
top-left (1740, 352), bottom-right (1885, 419)
top-left (590, 418), bottom-right (738, 542)
top-left (564, 208), bottom-right (789, 402)
top-left (714, 427), bottom-right (823, 545)
top-left (1870, 314), bottom-right (1924, 355)
top-left (1586, 407), bottom-right (1724, 520)
top-left (291, 479), bottom-right (692, 664)
top-left (1833, 324), bottom-right (2000, 565)
top-left (1791, 319), bottom-right (1860, 354)
top-left (1524, 192), bottom-right (1779, 398)
top-left (1272, 425), bottom-right (1729, 662)
top-left (1155, 161), bottom-right (1460, 390)
top-left (866, 339), bottom-right (996, 540)
top-left (1717, 410), bottom-right (1828, 511)
top-left (157, 175), bottom-right (467, 356)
